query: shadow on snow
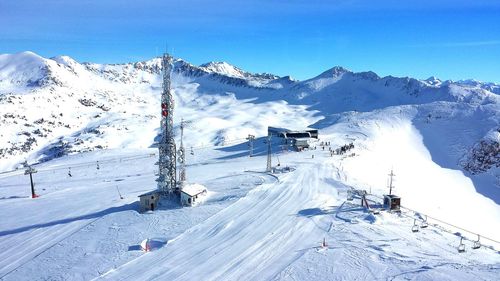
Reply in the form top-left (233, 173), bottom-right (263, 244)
top-left (0, 202), bottom-right (138, 237)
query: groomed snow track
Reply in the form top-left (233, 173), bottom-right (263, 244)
top-left (97, 163), bottom-right (335, 281)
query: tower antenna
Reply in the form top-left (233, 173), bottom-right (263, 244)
top-left (156, 53), bottom-right (177, 195)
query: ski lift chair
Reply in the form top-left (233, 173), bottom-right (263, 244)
top-left (411, 219), bottom-right (419, 233)
top-left (457, 237), bottom-right (466, 253)
top-left (420, 216), bottom-right (428, 229)
top-left (472, 235), bottom-right (481, 250)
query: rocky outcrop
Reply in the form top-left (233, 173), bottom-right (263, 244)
top-left (462, 130), bottom-right (500, 174)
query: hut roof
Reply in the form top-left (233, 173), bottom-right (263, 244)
top-left (181, 183), bottom-right (207, 197)
top-left (138, 190), bottom-right (159, 198)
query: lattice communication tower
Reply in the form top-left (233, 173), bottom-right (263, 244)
top-left (156, 53), bottom-right (177, 195)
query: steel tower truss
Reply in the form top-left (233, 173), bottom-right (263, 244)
top-left (156, 54), bottom-right (177, 195)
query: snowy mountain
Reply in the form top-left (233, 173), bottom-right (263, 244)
top-left (199, 61), bottom-right (278, 80)
top-left (1, 51), bottom-right (498, 173)
top-left (0, 51), bottom-right (499, 280)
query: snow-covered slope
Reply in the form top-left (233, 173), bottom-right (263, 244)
top-left (0, 51), bottom-right (499, 280)
top-left (1, 51), bottom-right (498, 172)
top-left (0, 52), bottom-right (317, 172)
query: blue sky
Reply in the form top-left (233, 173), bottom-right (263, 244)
top-left (1, 0), bottom-right (499, 82)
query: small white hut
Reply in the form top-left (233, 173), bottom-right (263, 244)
top-left (180, 183), bottom-right (207, 206)
top-left (139, 191), bottom-right (160, 212)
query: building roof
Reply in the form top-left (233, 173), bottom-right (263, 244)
top-left (268, 126), bottom-right (318, 139)
top-left (268, 126), bottom-right (291, 133)
top-left (181, 183), bottom-right (207, 197)
top-left (138, 190), bottom-right (160, 197)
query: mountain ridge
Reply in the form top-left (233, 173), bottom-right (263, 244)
top-left (0, 51), bottom-right (498, 178)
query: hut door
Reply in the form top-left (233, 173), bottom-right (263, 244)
top-left (150, 203), bottom-right (154, 211)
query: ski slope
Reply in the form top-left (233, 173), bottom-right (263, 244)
top-left (0, 147), bottom-right (274, 280)
top-left (1, 51), bottom-right (499, 280)
top-left (98, 162), bottom-right (330, 280)
top-left (1, 137), bottom-right (499, 280)
top-left (97, 153), bottom-right (499, 281)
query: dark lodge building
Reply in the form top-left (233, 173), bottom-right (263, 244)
top-left (267, 127), bottom-right (318, 139)
top-left (267, 127), bottom-right (319, 150)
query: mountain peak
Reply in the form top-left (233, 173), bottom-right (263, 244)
top-left (0, 51), bottom-right (51, 90)
top-left (200, 61), bottom-right (235, 68)
top-left (0, 51), bottom-right (46, 67)
top-left (424, 76), bottom-right (442, 86)
top-left (316, 66), bottom-right (351, 78)
top-left (199, 61), bottom-right (246, 78)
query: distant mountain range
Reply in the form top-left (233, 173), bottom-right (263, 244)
top-left (0, 51), bottom-right (498, 176)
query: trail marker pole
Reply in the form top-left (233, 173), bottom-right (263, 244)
top-left (25, 166), bottom-right (38, 198)
top-left (116, 186), bottom-right (123, 199)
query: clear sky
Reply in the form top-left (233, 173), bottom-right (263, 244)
top-left (1, 0), bottom-right (499, 82)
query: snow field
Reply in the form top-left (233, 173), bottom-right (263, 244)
top-left (0, 147), bottom-right (277, 280)
top-left (327, 109), bottom-right (500, 240)
top-left (98, 159), bottom-right (342, 280)
top-left (1, 51), bottom-right (499, 280)
top-left (0, 131), bottom-right (499, 280)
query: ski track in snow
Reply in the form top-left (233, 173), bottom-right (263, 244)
top-left (98, 162), bottom-right (332, 281)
